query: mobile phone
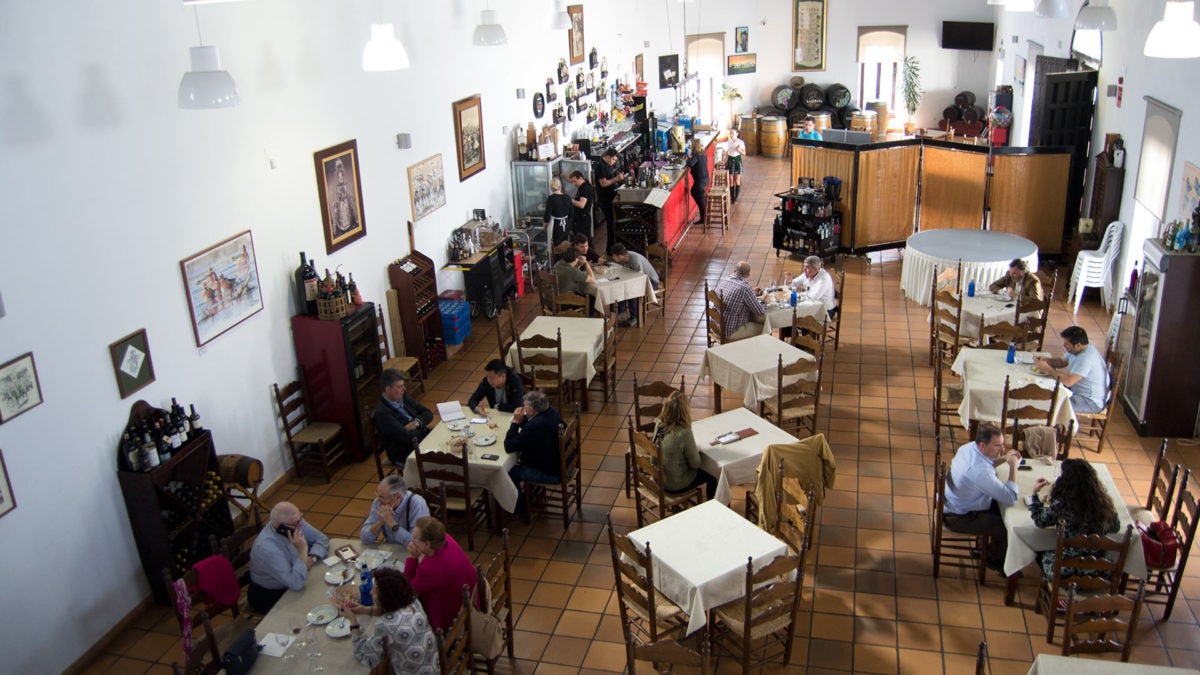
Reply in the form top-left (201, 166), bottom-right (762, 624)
top-left (276, 524), bottom-right (294, 537)
top-left (1018, 465), bottom-right (1033, 471)
top-left (481, 453), bottom-right (500, 461)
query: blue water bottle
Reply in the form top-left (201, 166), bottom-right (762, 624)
top-left (359, 568), bottom-right (374, 606)
top-left (790, 289), bottom-right (798, 307)
top-left (1006, 342), bottom-right (1016, 364)
top-left (967, 280), bottom-right (976, 297)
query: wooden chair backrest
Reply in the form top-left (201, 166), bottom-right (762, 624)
top-left (1165, 474), bottom-right (1198, 568)
top-left (628, 629), bottom-right (709, 674)
top-left (553, 291), bottom-right (589, 317)
top-left (737, 554), bottom-right (803, 637)
top-left (172, 612), bottom-right (223, 675)
top-left (776, 354), bottom-right (821, 404)
top-left (495, 307), bottom-right (517, 362)
top-left (632, 374), bottom-right (684, 433)
top-left (1061, 580), bottom-right (1144, 661)
top-left (1146, 439), bottom-right (1181, 521)
top-left (1050, 522), bottom-right (1134, 595)
top-left (646, 242), bottom-right (669, 286)
top-left (1000, 375), bottom-right (1060, 430)
top-left (557, 403), bottom-right (582, 484)
top-left (790, 313), bottom-right (826, 358)
top-left (536, 272), bottom-right (557, 315)
top-left (272, 379), bottom-right (311, 443)
top-left (514, 330), bottom-right (564, 396)
top-left (414, 444), bottom-right (476, 509)
top-left (704, 279), bottom-right (726, 346)
top-left (376, 304), bottom-right (394, 360)
top-left (435, 587), bottom-right (473, 675)
top-left (778, 479), bottom-right (817, 556)
top-left (979, 318), bottom-right (1028, 348)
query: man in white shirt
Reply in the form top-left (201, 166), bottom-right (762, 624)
top-left (790, 255), bottom-right (837, 315)
top-left (1033, 326), bottom-right (1107, 414)
top-left (943, 424), bottom-right (1022, 571)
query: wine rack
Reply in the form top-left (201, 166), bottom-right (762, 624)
top-left (388, 251), bottom-right (445, 373)
top-left (772, 190), bottom-right (841, 260)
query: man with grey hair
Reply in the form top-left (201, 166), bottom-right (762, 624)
top-left (248, 501), bottom-right (330, 613)
top-left (373, 368), bottom-right (434, 467)
top-left (360, 474), bottom-right (430, 545)
top-left (714, 260), bottom-right (766, 341)
top-left (504, 390), bottom-right (566, 508)
top-left (790, 255), bottom-right (837, 315)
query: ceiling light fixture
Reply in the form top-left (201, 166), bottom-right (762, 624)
top-left (1035, 0), bottom-right (1070, 17)
top-left (362, 23), bottom-right (410, 71)
top-left (551, 0), bottom-right (571, 29)
top-left (1005, 0), bottom-right (1035, 11)
top-left (1075, 0), bottom-right (1118, 30)
top-left (1145, 1), bottom-right (1200, 57)
top-left (177, 7), bottom-right (239, 109)
top-left (473, 7), bottom-right (508, 46)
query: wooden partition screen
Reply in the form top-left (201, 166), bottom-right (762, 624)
top-left (791, 145), bottom-right (856, 243)
top-left (919, 146), bottom-right (987, 231)
top-left (855, 145), bottom-right (920, 248)
top-left (988, 153), bottom-right (1070, 254)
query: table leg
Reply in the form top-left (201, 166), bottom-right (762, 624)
top-left (1005, 574), bottom-right (1018, 606)
top-left (713, 381), bottom-right (722, 413)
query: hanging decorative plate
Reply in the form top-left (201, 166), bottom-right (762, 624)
top-left (533, 92), bottom-right (545, 119)
top-left (567, 104), bottom-right (575, 121)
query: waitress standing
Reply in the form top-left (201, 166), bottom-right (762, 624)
top-left (684, 138), bottom-right (710, 224)
top-left (723, 128), bottom-right (747, 203)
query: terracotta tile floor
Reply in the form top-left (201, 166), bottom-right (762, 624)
top-left (86, 155), bottom-right (1200, 674)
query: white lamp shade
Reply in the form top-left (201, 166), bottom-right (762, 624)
top-left (362, 23), bottom-right (410, 71)
top-left (473, 9), bottom-right (508, 45)
top-left (551, 0), bottom-right (571, 29)
top-left (987, 0), bottom-right (1007, 5)
top-left (1076, 1), bottom-right (1118, 30)
top-left (178, 46), bottom-right (240, 109)
top-left (1006, 0), bottom-right (1035, 11)
top-left (1145, 1), bottom-right (1200, 57)
top-left (1035, 0), bottom-right (1070, 18)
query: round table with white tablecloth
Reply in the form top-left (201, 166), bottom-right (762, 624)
top-left (901, 230), bottom-right (1038, 306)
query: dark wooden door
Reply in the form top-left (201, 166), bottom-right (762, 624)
top-left (1029, 58), bottom-right (1097, 251)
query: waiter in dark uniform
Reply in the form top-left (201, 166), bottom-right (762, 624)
top-left (567, 170), bottom-right (595, 238)
top-left (595, 149), bottom-right (626, 250)
top-left (684, 138), bottom-right (710, 224)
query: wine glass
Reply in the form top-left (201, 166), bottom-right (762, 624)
top-left (279, 632), bottom-right (297, 662)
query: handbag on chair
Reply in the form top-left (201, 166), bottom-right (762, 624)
top-left (1138, 520), bottom-right (1179, 568)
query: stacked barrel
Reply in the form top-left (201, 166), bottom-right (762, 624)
top-left (942, 90), bottom-right (985, 126)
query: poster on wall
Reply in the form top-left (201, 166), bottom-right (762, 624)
top-left (727, 54), bottom-right (757, 76)
top-left (108, 329), bottom-right (156, 399)
top-left (453, 94), bottom-right (486, 181)
top-left (0, 352), bottom-right (41, 424)
top-left (408, 154), bottom-right (447, 221)
top-left (1181, 162), bottom-right (1200, 221)
top-left (567, 5), bottom-right (585, 65)
top-left (314, 140), bottom-right (368, 254)
top-left (658, 54), bottom-right (679, 89)
top-left (735, 26), bottom-right (749, 53)
top-left (179, 230), bottom-right (264, 348)
top-left (792, 0), bottom-right (827, 72)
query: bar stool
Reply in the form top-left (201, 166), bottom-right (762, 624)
top-left (704, 190), bottom-right (729, 232)
top-left (712, 167), bottom-right (729, 188)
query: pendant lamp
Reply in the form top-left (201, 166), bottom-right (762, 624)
top-left (987, 0), bottom-right (1007, 5)
top-left (362, 23), bottom-right (410, 71)
top-left (1075, 0), bottom-right (1118, 30)
top-left (551, 0), bottom-right (571, 29)
top-left (1006, 0), bottom-right (1035, 11)
top-left (473, 8), bottom-right (508, 45)
top-left (178, 45), bottom-right (240, 109)
top-left (1145, 1), bottom-right (1200, 57)
top-left (1035, 0), bottom-right (1070, 17)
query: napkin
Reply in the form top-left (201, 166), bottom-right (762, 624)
top-left (711, 428), bottom-right (760, 445)
top-left (471, 417), bottom-right (488, 424)
top-left (259, 634), bottom-right (294, 658)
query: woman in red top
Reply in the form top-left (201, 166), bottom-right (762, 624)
top-left (403, 516), bottom-right (477, 632)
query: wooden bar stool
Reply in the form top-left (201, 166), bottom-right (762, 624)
top-left (704, 190), bottom-right (729, 232)
top-left (712, 167), bottom-right (729, 188)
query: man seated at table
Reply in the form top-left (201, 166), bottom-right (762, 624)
top-left (373, 369), bottom-right (434, 468)
top-left (360, 474), bottom-right (429, 546)
top-left (504, 390), bottom-right (565, 509)
top-left (467, 358), bottom-right (525, 414)
top-left (553, 246), bottom-right (597, 297)
top-left (1033, 326), bottom-right (1107, 414)
top-left (608, 243), bottom-right (660, 328)
top-left (247, 501), bottom-right (330, 613)
top-left (988, 258), bottom-right (1043, 304)
top-left (568, 232), bottom-right (603, 264)
top-left (789, 255), bottom-right (838, 316)
top-left (943, 423), bottom-right (1022, 572)
top-left (403, 516), bottom-right (477, 633)
top-left (715, 260), bottom-right (766, 341)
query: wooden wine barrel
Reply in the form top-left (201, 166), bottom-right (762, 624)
top-left (760, 116), bottom-right (788, 158)
top-left (953, 90), bottom-right (977, 108)
top-left (961, 104), bottom-right (985, 123)
top-left (943, 105), bottom-right (962, 122)
top-left (864, 100), bottom-right (890, 139)
top-left (740, 114), bottom-right (760, 155)
top-left (837, 104), bottom-right (860, 129)
top-left (787, 107), bottom-right (809, 129)
top-left (808, 110), bottom-right (833, 134)
top-left (218, 454), bottom-right (263, 488)
top-left (848, 110), bottom-right (878, 138)
top-left (799, 83), bottom-right (825, 110)
top-left (789, 75), bottom-right (806, 90)
top-left (820, 105), bottom-right (842, 129)
top-left (825, 83), bottom-right (853, 109)
top-left (771, 85), bottom-right (800, 111)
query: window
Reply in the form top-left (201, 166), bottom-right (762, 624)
top-left (685, 32), bottom-right (724, 124)
top-left (857, 26), bottom-right (906, 110)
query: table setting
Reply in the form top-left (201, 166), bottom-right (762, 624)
top-left (404, 404), bottom-right (519, 513)
top-left (700, 334), bottom-right (815, 411)
top-left (591, 263), bottom-right (657, 313)
top-left (758, 286), bottom-right (827, 335)
top-left (691, 407), bottom-right (800, 504)
top-left (950, 347), bottom-right (1076, 432)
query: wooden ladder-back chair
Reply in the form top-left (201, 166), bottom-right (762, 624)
top-left (472, 529), bottom-right (514, 672)
top-left (435, 587), bottom-right (474, 675)
top-left (208, 519), bottom-right (259, 617)
top-left (1012, 423), bottom-right (1073, 462)
top-left (408, 483), bottom-right (448, 525)
top-left (494, 307), bottom-right (517, 364)
top-left (1061, 580), bottom-right (1145, 661)
top-left (1035, 267), bottom-right (1059, 303)
top-left (711, 554), bottom-right (805, 674)
top-left (626, 627), bottom-right (710, 675)
top-left (776, 475), bottom-right (818, 558)
top-left (931, 437), bottom-right (988, 582)
top-left (933, 346), bottom-right (963, 442)
top-left (645, 242), bottom-right (669, 319)
top-left (789, 312), bottom-right (827, 360)
top-left (624, 375), bottom-right (685, 498)
top-left (760, 353), bottom-right (823, 438)
top-left (607, 516), bottom-right (687, 675)
top-left (377, 304), bottom-right (424, 394)
top-left (704, 279), bottom-right (727, 347)
top-left (590, 310), bottom-right (619, 403)
top-left (999, 375), bottom-right (1061, 442)
top-left (932, 286), bottom-right (967, 368)
top-left (535, 271), bottom-right (558, 317)
top-left (162, 569), bottom-right (255, 664)
top-left (171, 612), bottom-right (224, 675)
top-left (1016, 297), bottom-right (1052, 351)
top-left (272, 373), bottom-right (346, 482)
top-left (1074, 348), bottom-right (1123, 454)
top-left (1037, 522), bottom-right (1134, 643)
top-left (628, 420), bottom-right (705, 528)
top-left (1129, 439), bottom-right (1180, 525)
top-left (413, 442), bottom-right (491, 551)
top-left (825, 265), bottom-right (845, 352)
top-left (1143, 470), bottom-right (1198, 621)
top-left (978, 316), bottom-right (1029, 350)
top-left (523, 402), bottom-right (583, 528)
top-left (514, 329), bottom-right (567, 412)
top-left (539, 270), bottom-right (589, 317)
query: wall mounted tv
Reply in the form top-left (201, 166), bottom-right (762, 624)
top-left (941, 21), bottom-right (995, 51)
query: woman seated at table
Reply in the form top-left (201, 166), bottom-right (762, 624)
top-left (655, 390), bottom-right (717, 499)
top-left (339, 567), bottom-right (439, 674)
top-left (1028, 458), bottom-right (1120, 578)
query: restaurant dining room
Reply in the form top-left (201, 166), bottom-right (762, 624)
top-left (2, 1), bottom-right (1200, 674)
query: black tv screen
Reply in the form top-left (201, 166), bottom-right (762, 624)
top-left (941, 21), bottom-right (995, 51)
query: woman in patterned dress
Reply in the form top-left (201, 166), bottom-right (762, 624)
top-left (339, 567), bottom-right (439, 674)
top-left (1028, 458), bottom-right (1120, 579)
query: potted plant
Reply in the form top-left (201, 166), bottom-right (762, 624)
top-left (902, 56), bottom-right (922, 135)
top-left (720, 83), bottom-right (743, 131)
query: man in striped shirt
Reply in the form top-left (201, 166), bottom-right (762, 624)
top-left (715, 261), bottom-right (766, 341)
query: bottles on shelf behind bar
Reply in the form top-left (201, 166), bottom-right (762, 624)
top-left (118, 399), bottom-right (204, 472)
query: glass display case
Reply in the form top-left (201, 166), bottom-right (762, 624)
top-left (511, 158), bottom-right (561, 223)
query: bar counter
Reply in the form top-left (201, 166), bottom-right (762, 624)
top-left (613, 130), bottom-right (718, 251)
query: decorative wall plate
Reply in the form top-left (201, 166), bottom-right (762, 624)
top-left (533, 92), bottom-right (545, 119)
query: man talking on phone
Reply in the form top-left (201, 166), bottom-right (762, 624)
top-left (248, 501), bottom-right (330, 613)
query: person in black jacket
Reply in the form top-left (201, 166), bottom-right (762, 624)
top-left (466, 359), bottom-right (525, 414)
top-left (372, 369), bottom-right (434, 467)
top-left (685, 137), bottom-right (710, 223)
top-left (504, 391), bottom-right (565, 504)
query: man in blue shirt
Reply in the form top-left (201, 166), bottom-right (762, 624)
top-left (1033, 326), bottom-right (1107, 414)
top-left (248, 501), bottom-right (330, 613)
top-left (360, 474), bottom-right (429, 546)
top-left (943, 423), bottom-right (1021, 571)
top-left (372, 369), bottom-right (434, 467)
top-left (797, 117), bottom-right (823, 141)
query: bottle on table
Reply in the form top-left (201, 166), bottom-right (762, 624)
top-left (1006, 342), bottom-right (1016, 364)
top-left (967, 280), bottom-right (976, 297)
top-left (359, 568), bottom-right (374, 606)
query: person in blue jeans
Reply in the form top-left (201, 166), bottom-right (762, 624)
top-left (504, 390), bottom-right (565, 514)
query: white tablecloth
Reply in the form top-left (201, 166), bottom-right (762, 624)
top-left (506, 316), bottom-right (604, 384)
top-left (700, 334), bottom-right (816, 409)
top-left (1028, 655), bottom-right (1198, 675)
top-left (253, 538), bottom-right (408, 674)
top-left (404, 405), bottom-right (519, 513)
top-left (628, 500), bottom-right (788, 635)
top-left (691, 408), bottom-right (800, 504)
top-left (951, 348), bottom-right (1076, 432)
top-left (592, 264), bottom-right (657, 312)
top-left (959, 292), bottom-right (1020, 340)
top-left (1000, 462), bottom-right (1147, 580)
top-left (760, 291), bottom-right (827, 335)
top-left (902, 230), bottom-right (1038, 306)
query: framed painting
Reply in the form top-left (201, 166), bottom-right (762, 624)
top-left (0, 450), bottom-right (14, 520)
top-left (314, 139), bottom-right (367, 254)
top-left (567, 5), bottom-right (585, 65)
top-left (1179, 161), bottom-right (1199, 221)
top-left (634, 53), bottom-right (644, 83)
top-left (0, 352), bottom-right (41, 424)
top-left (452, 94), bottom-right (486, 181)
top-left (727, 53), bottom-right (757, 76)
top-left (735, 26), bottom-right (749, 53)
top-left (792, 0), bottom-right (827, 72)
top-left (108, 329), bottom-right (156, 399)
top-left (179, 230), bottom-right (264, 348)
top-left (659, 54), bottom-right (680, 89)
top-left (408, 154), bottom-right (447, 221)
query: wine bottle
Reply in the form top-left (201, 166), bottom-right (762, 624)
top-left (142, 431), bottom-right (161, 469)
top-left (296, 252), bottom-right (319, 316)
top-left (188, 404), bottom-right (203, 436)
top-left (348, 273), bottom-right (362, 306)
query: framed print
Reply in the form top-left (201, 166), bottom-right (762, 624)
top-left (0, 450), bottom-right (15, 520)
top-left (180, 230), bottom-right (264, 348)
top-left (314, 140), bottom-right (367, 254)
top-left (735, 26), bottom-right (749, 53)
top-left (453, 94), bottom-right (486, 181)
top-left (546, 78), bottom-right (558, 102)
top-left (109, 329), bottom-right (156, 399)
top-left (1181, 161), bottom-right (1200, 221)
top-left (557, 59), bottom-right (569, 84)
top-left (407, 153), bottom-right (447, 222)
top-left (727, 53), bottom-right (757, 76)
top-left (567, 5), bottom-right (585, 65)
top-left (634, 54), bottom-right (644, 83)
top-left (533, 92), bottom-right (546, 119)
top-left (0, 352), bottom-right (41, 424)
top-left (792, 0), bottom-right (827, 72)
top-left (658, 54), bottom-right (679, 89)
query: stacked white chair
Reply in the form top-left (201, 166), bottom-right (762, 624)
top-left (1068, 221), bottom-right (1124, 314)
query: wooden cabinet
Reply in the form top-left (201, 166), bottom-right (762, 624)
top-left (773, 191), bottom-right (840, 259)
top-left (387, 252), bottom-right (445, 374)
top-left (291, 302), bottom-right (381, 461)
top-left (447, 239), bottom-right (516, 320)
top-left (118, 424), bottom-right (233, 605)
top-left (1088, 152), bottom-right (1124, 243)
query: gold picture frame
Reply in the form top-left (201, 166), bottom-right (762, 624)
top-left (792, 0), bottom-right (827, 72)
top-left (452, 95), bottom-right (486, 182)
top-left (567, 5), bottom-right (585, 65)
top-left (314, 139), bottom-right (368, 254)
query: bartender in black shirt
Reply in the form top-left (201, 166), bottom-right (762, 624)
top-left (684, 138), bottom-right (710, 223)
top-left (568, 170), bottom-right (594, 238)
top-left (595, 149), bottom-right (626, 250)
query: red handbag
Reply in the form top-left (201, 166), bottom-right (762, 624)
top-left (1138, 520), bottom-right (1180, 569)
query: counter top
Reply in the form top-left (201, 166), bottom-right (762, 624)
top-left (615, 131), bottom-right (717, 204)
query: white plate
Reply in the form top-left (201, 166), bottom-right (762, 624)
top-left (446, 421), bottom-right (468, 432)
top-left (1015, 353), bottom-right (1034, 365)
top-left (325, 617), bottom-right (352, 638)
top-left (324, 567), bottom-right (351, 585)
top-left (474, 435), bottom-right (497, 447)
top-left (307, 604), bottom-right (338, 625)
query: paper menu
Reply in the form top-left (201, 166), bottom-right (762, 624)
top-left (437, 402), bottom-right (466, 421)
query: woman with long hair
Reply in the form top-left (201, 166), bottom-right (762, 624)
top-left (655, 390), bottom-right (716, 498)
top-left (723, 128), bottom-right (746, 203)
top-left (1028, 458), bottom-right (1120, 578)
top-left (339, 567), bottom-right (438, 674)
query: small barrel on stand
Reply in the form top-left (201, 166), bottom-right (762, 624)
top-left (218, 453), bottom-right (268, 523)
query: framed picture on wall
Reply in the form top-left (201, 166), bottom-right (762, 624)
top-left (313, 140), bottom-right (368, 254)
top-left (567, 5), bottom-right (585, 65)
top-left (634, 54), bottom-right (644, 83)
top-left (0, 352), bottom-right (41, 424)
top-left (727, 54), bottom-right (757, 76)
top-left (659, 54), bottom-right (679, 89)
top-left (179, 230), bottom-right (264, 348)
top-left (0, 449), bottom-right (15, 520)
top-left (407, 154), bottom-right (447, 221)
top-left (792, 0), bottom-right (827, 72)
top-left (108, 329), bottom-right (156, 399)
top-left (453, 94), bottom-right (486, 181)
top-left (735, 26), bottom-right (749, 53)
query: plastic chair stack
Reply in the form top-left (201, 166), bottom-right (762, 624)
top-left (1067, 221), bottom-right (1123, 314)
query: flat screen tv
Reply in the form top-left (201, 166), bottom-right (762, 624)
top-left (941, 21), bottom-right (995, 51)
